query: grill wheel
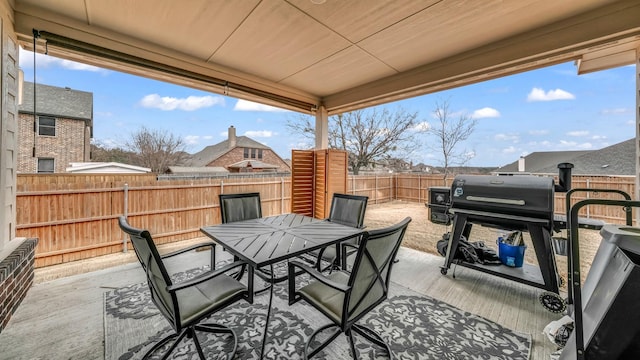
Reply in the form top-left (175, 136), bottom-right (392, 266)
top-left (539, 291), bottom-right (566, 313)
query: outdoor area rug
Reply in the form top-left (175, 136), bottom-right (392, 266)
top-left (104, 267), bottom-right (531, 360)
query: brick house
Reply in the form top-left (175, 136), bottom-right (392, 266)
top-left (186, 125), bottom-right (290, 173)
top-left (18, 82), bottom-right (93, 173)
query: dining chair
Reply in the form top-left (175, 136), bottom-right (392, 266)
top-left (288, 217), bottom-right (412, 359)
top-left (219, 192), bottom-right (262, 223)
top-left (218, 192), bottom-right (262, 279)
top-left (312, 193), bottom-right (368, 272)
top-left (218, 192), bottom-right (286, 286)
top-left (118, 216), bottom-right (251, 360)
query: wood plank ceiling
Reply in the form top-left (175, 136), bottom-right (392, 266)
top-left (11, 0), bottom-right (640, 114)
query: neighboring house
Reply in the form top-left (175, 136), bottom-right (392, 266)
top-left (18, 82), bottom-right (93, 173)
top-left (185, 125), bottom-right (290, 173)
top-left (66, 162), bottom-right (151, 174)
top-left (493, 138), bottom-right (635, 176)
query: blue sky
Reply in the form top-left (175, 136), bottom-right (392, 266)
top-left (18, 49), bottom-right (636, 168)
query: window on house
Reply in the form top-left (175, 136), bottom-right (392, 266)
top-left (258, 149), bottom-right (263, 159)
top-left (38, 116), bottom-right (56, 136)
top-left (251, 148), bottom-right (256, 159)
top-left (37, 158), bottom-right (55, 173)
top-left (243, 148), bottom-right (249, 159)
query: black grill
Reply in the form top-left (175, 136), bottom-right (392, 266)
top-left (450, 175), bottom-right (555, 229)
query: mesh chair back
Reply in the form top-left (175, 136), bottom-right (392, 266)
top-left (118, 216), bottom-right (178, 329)
top-left (328, 193), bottom-right (368, 228)
top-left (345, 217), bottom-right (411, 324)
top-left (219, 192), bottom-right (263, 223)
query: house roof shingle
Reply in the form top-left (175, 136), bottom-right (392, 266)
top-left (19, 81), bottom-right (93, 121)
top-left (492, 138), bottom-right (635, 176)
top-left (188, 136), bottom-right (269, 167)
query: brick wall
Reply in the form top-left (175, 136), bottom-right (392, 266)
top-left (209, 147), bottom-right (290, 172)
top-left (17, 114), bottom-right (90, 173)
top-left (0, 238), bottom-right (38, 334)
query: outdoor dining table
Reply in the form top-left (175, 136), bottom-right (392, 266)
top-left (200, 213), bottom-right (365, 359)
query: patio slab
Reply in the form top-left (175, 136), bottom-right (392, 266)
top-left (0, 243), bottom-right (561, 359)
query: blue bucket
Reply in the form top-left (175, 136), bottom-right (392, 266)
top-left (498, 242), bottom-right (526, 267)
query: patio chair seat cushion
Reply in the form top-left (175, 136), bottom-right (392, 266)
top-left (176, 275), bottom-right (246, 325)
top-left (298, 271), bottom-right (383, 324)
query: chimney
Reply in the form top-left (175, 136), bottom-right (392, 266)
top-left (228, 126), bottom-right (237, 149)
top-left (518, 156), bottom-right (525, 172)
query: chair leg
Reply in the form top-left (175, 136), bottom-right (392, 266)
top-left (346, 328), bottom-right (358, 359)
top-left (191, 327), bottom-right (207, 360)
top-left (194, 323), bottom-right (238, 359)
top-left (352, 324), bottom-right (393, 359)
top-left (141, 328), bottom-right (188, 360)
top-left (304, 323), bottom-right (342, 359)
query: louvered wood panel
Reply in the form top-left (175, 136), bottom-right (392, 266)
top-left (323, 149), bottom-right (348, 218)
top-left (290, 150), bottom-right (315, 216)
top-left (314, 150), bottom-right (327, 219)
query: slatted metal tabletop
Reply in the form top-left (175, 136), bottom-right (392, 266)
top-left (200, 213), bottom-right (365, 267)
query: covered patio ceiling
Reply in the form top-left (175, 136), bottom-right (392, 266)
top-left (11, 0), bottom-right (640, 115)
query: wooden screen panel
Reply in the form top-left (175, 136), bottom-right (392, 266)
top-left (291, 150), bottom-right (314, 216)
top-left (314, 150), bottom-right (327, 219)
top-left (324, 149), bottom-right (348, 218)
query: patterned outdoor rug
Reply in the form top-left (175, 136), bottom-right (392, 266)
top-left (104, 267), bottom-right (531, 360)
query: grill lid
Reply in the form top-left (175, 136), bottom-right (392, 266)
top-left (450, 175), bottom-right (554, 221)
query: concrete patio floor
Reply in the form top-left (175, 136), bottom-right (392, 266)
top-left (0, 241), bottom-right (562, 359)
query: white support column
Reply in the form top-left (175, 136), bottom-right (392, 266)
top-left (0, 0), bottom-right (19, 250)
top-left (314, 105), bottom-right (328, 150)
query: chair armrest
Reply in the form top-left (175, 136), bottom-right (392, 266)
top-left (288, 259), bottom-right (349, 293)
top-left (161, 242), bottom-right (215, 259)
top-left (167, 260), bottom-right (245, 292)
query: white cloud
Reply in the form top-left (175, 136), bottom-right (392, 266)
top-left (19, 49), bottom-right (106, 73)
top-left (494, 133), bottom-right (519, 141)
top-left (139, 94), bottom-right (224, 111)
top-left (244, 130), bottom-right (276, 138)
top-left (601, 108), bottom-right (630, 115)
top-left (627, 120), bottom-right (635, 125)
top-left (234, 99), bottom-right (289, 112)
top-left (413, 121), bottom-right (430, 131)
top-left (184, 135), bottom-right (200, 145)
top-left (528, 129), bottom-right (549, 136)
top-left (526, 87), bottom-right (575, 102)
top-left (559, 140), bottom-right (593, 149)
top-left (472, 107), bottom-right (500, 119)
top-left (567, 130), bottom-right (589, 137)
top-left (591, 135), bottom-right (607, 140)
top-left (502, 146), bottom-right (517, 154)
top-left (185, 134), bottom-right (215, 145)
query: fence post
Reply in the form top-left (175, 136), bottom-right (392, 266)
top-left (375, 175), bottom-right (378, 204)
top-left (122, 183), bottom-right (129, 253)
top-left (586, 178), bottom-right (591, 218)
top-left (418, 175), bottom-right (421, 204)
top-left (394, 174), bottom-right (397, 201)
top-left (281, 177), bottom-right (285, 214)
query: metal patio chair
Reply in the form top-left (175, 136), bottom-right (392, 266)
top-left (118, 216), bottom-right (251, 360)
top-left (310, 193), bottom-right (368, 272)
top-left (288, 217), bottom-right (412, 359)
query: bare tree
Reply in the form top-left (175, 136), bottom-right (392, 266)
top-left (428, 99), bottom-right (477, 182)
top-left (125, 127), bottom-right (187, 173)
top-left (90, 140), bottom-right (135, 164)
top-left (287, 107), bottom-right (423, 174)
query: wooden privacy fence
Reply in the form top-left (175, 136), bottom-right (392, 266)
top-left (16, 173), bottom-right (636, 268)
top-left (17, 174), bottom-right (292, 267)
